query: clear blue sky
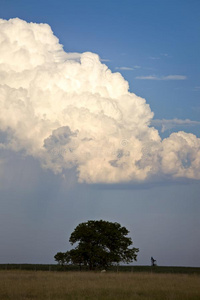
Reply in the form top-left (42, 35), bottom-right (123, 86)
top-left (0, 0), bottom-right (200, 267)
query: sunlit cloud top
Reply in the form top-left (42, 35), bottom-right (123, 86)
top-left (0, 18), bottom-right (200, 183)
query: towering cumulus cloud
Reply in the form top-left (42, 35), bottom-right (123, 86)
top-left (0, 18), bottom-right (200, 183)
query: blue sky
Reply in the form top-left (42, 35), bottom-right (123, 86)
top-left (0, 0), bottom-right (200, 267)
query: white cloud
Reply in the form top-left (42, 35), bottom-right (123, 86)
top-left (115, 67), bottom-right (134, 71)
top-left (0, 18), bottom-right (200, 183)
top-left (135, 75), bottom-right (187, 80)
top-left (193, 86), bottom-right (200, 91)
top-left (135, 75), bottom-right (158, 80)
top-left (150, 53), bottom-right (171, 59)
top-left (162, 75), bottom-right (187, 80)
top-left (161, 132), bottom-right (200, 179)
top-left (149, 56), bottom-right (160, 60)
top-left (151, 118), bottom-right (200, 133)
top-left (115, 66), bottom-right (141, 71)
top-left (100, 58), bottom-right (110, 62)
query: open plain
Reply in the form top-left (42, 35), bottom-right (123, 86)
top-left (0, 270), bottom-right (200, 300)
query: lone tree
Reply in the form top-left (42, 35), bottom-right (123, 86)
top-left (54, 220), bottom-right (139, 270)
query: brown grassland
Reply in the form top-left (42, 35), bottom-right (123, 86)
top-left (0, 270), bottom-right (200, 300)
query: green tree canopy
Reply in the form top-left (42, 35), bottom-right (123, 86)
top-left (55, 220), bottom-right (139, 270)
top-left (54, 252), bottom-right (70, 266)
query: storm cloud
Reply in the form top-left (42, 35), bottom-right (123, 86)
top-left (0, 18), bottom-right (200, 183)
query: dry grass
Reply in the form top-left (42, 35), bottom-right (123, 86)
top-left (0, 270), bottom-right (200, 300)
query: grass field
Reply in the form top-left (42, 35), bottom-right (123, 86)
top-left (0, 270), bottom-right (200, 300)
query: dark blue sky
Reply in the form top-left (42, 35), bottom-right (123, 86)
top-left (0, 0), bottom-right (200, 266)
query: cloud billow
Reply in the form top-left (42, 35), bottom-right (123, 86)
top-left (0, 18), bottom-right (200, 183)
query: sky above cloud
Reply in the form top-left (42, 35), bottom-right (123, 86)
top-left (0, 0), bottom-right (200, 267)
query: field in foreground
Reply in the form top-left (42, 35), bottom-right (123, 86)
top-left (0, 271), bottom-right (200, 300)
